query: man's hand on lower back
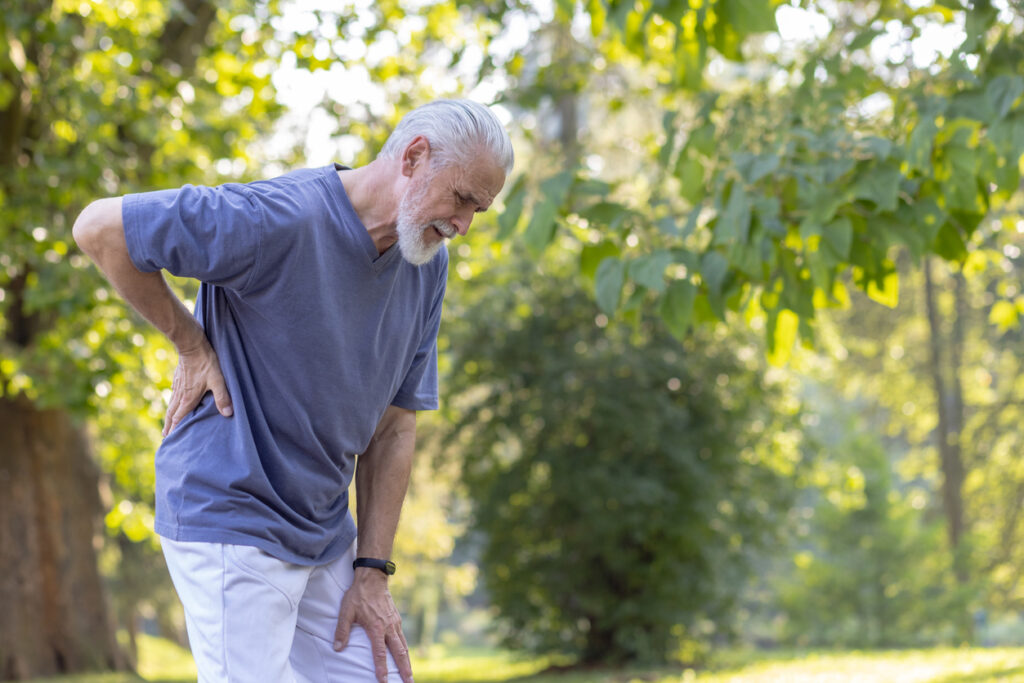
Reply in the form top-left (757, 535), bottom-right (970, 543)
top-left (334, 569), bottom-right (413, 683)
top-left (163, 337), bottom-right (233, 437)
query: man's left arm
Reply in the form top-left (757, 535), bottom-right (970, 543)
top-left (334, 404), bottom-right (417, 683)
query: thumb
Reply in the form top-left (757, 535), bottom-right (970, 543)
top-left (210, 373), bottom-right (233, 417)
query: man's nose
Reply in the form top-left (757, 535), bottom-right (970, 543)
top-left (453, 208), bottom-right (474, 236)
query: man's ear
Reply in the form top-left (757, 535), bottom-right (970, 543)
top-left (401, 136), bottom-right (431, 178)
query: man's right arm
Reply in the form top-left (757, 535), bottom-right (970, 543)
top-left (73, 197), bottom-right (233, 435)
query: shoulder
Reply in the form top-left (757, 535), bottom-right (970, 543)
top-left (244, 165), bottom-right (330, 199)
top-left (240, 165), bottom-right (335, 223)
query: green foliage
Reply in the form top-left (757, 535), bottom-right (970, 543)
top-left (0, 0), bottom-right (304, 649)
top-left (808, 219), bottom-right (1024, 623)
top-left (7, 0), bottom-right (1022, 667)
top-left (0, 0), bottom-right (287, 416)
top-left (777, 417), bottom-right (955, 648)
top-left (441, 252), bottom-right (804, 663)
top-left (487, 0), bottom-right (1024, 359)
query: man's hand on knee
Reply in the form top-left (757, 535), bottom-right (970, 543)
top-left (334, 569), bottom-right (413, 683)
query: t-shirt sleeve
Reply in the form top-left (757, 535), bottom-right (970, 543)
top-left (391, 257), bottom-right (448, 412)
top-left (122, 183), bottom-right (263, 292)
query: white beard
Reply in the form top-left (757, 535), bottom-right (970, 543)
top-left (395, 177), bottom-right (455, 266)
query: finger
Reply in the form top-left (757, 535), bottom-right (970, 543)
top-left (387, 628), bottom-right (414, 683)
top-left (333, 610), bottom-right (353, 651)
top-left (168, 388), bottom-right (200, 434)
top-left (371, 630), bottom-right (389, 683)
top-left (163, 389), bottom-right (182, 437)
top-left (209, 372), bottom-right (233, 417)
top-left (169, 394), bottom-right (193, 432)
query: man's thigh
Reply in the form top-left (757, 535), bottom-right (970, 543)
top-left (161, 537), bottom-right (312, 683)
top-left (290, 542), bottom-right (401, 683)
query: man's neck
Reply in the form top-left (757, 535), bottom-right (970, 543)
top-left (336, 160), bottom-right (400, 254)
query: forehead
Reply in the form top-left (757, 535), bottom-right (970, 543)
top-left (440, 157), bottom-right (505, 203)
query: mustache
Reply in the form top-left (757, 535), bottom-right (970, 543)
top-left (431, 220), bottom-right (456, 239)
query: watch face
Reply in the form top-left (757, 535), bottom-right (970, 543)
top-left (385, 561), bottom-right (397, 575)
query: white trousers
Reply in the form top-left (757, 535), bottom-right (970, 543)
top-left (161, 537), bottom-right (401, 683)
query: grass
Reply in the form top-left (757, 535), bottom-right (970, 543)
top-left (26, 636), bottom-right (1024, 682)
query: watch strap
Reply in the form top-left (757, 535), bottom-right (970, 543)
top-left (352, 557), bottom-right (396, 576)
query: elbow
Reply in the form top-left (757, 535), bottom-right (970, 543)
top-left (72, 198), bottom-right (119, 258)
top-left (72, 201), bottom-right (101, 255)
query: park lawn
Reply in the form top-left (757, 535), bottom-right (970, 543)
top-left (26, 635), bottom-right (1024, 682)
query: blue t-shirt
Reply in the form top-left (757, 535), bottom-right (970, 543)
top-left (122, 162), bottom-right (447, 565)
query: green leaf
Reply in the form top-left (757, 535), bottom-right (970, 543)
top-left (523, 200), bottom-right (558, 255)
top-left (660, 110), bottom-right (678, 167)
top-left (884, 198), bottom-right (946, 264)
top-left (866, 271), bottom-right (899, 308)
top-left (629, 250), bottom-right (673, 293)
top-left (855, 136), bottom-right (893, 160)
top-left (822, 216), bottom-right (853, 260)
top-left (659, 279), bottom-right (697, 340)
top-left (657, 216), bottom-right (679, 236)
top-left (595, 258), bottom-right (626, 314)
top-left (685, 123), bottom-right (716, 158)
top-left (766, 308), bottom-right (799, 367)
top-left (799, 188), bottom-right (844, 239)
top-left (681, 206), bottom-right (701, 237)
top-left (728, 237), bottom-right (762, 277)
top-left (733, 152), bottom-right (779, 184)
top-left (989, 300), bottom-right (1020, 331)
top-left (713, 180), bottom-right (751, 245)
top-left (717, 0), bottom-right (777, 35)
top-left (522, 172), bottom-right (574, 253)
top-left (575, 178), bottom-right (613, 196)
top-left (851, 163), bottom-right (901, 212)
top-left (700, 250), bottom-right (729, 296)
top-left (753, 196), bottom-right (784, 237)
top-left (607, 0), bottom-right (632, 33)
top-left (675, 155), bottom-right (705, 204)
top-left (543, 170), bottom-right (574, 206)
top-left (580, 241), bottom-right (621, 280)
top-left (906, 118), bottom-right (938, 172)
top-left (943, 144), bottom-right (983, 213)
top-left (496, 175), bottom-right (527, 241)
top-left (582, 201), bottom-right (630, 229)
top-left (989, 114), bottom-right (1024, 160)
top-left (933, 222), bottom-right (967, 261)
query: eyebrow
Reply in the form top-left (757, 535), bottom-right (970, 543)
top-left (460, 191), bottom-right (489, 211)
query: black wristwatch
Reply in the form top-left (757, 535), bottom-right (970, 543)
top-left (352, 557), bottom-right (396, 576)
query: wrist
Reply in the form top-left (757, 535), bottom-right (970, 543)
top-left (171, 320), bottom-right (207, 355)
top-left (352, 567), bottom-right (390, 587)
top-left (353, 557), bottom-right (396, 576)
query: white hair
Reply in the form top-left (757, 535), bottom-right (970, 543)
top-left (379, 99), bottom-right (514, 174)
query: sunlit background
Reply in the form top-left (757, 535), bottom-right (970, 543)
top-left (1, 0), bottom-right (1024, 680)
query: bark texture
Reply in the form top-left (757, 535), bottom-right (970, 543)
top-left (0, 397), bottom-right (124, 680)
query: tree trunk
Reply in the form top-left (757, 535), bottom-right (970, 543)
top-left (0, 396), bottom-right (126, 680)
top-left (923, 257), bottom-right (972, 642)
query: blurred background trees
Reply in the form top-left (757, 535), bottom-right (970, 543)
top-left (0, 0), bottom-right (283, 676)
top-left (1, 0), bottom-right (1023, 678)
top-left (440, 248), bottom-right (804, 663)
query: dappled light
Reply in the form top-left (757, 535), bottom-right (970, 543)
top-left (1, 0), bottom-right (1023, 680)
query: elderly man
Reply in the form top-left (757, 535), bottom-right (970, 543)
top-left (73, 99), bottom-right (513, 683)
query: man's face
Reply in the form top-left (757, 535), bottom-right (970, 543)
top-left (396, 154), bottom-right (505, 266)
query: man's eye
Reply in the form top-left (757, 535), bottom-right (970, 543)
top-left (454, 193), bottom-right (465, 205)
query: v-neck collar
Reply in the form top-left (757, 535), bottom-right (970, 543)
top-left (329, 163), bottom-right (400, 274)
